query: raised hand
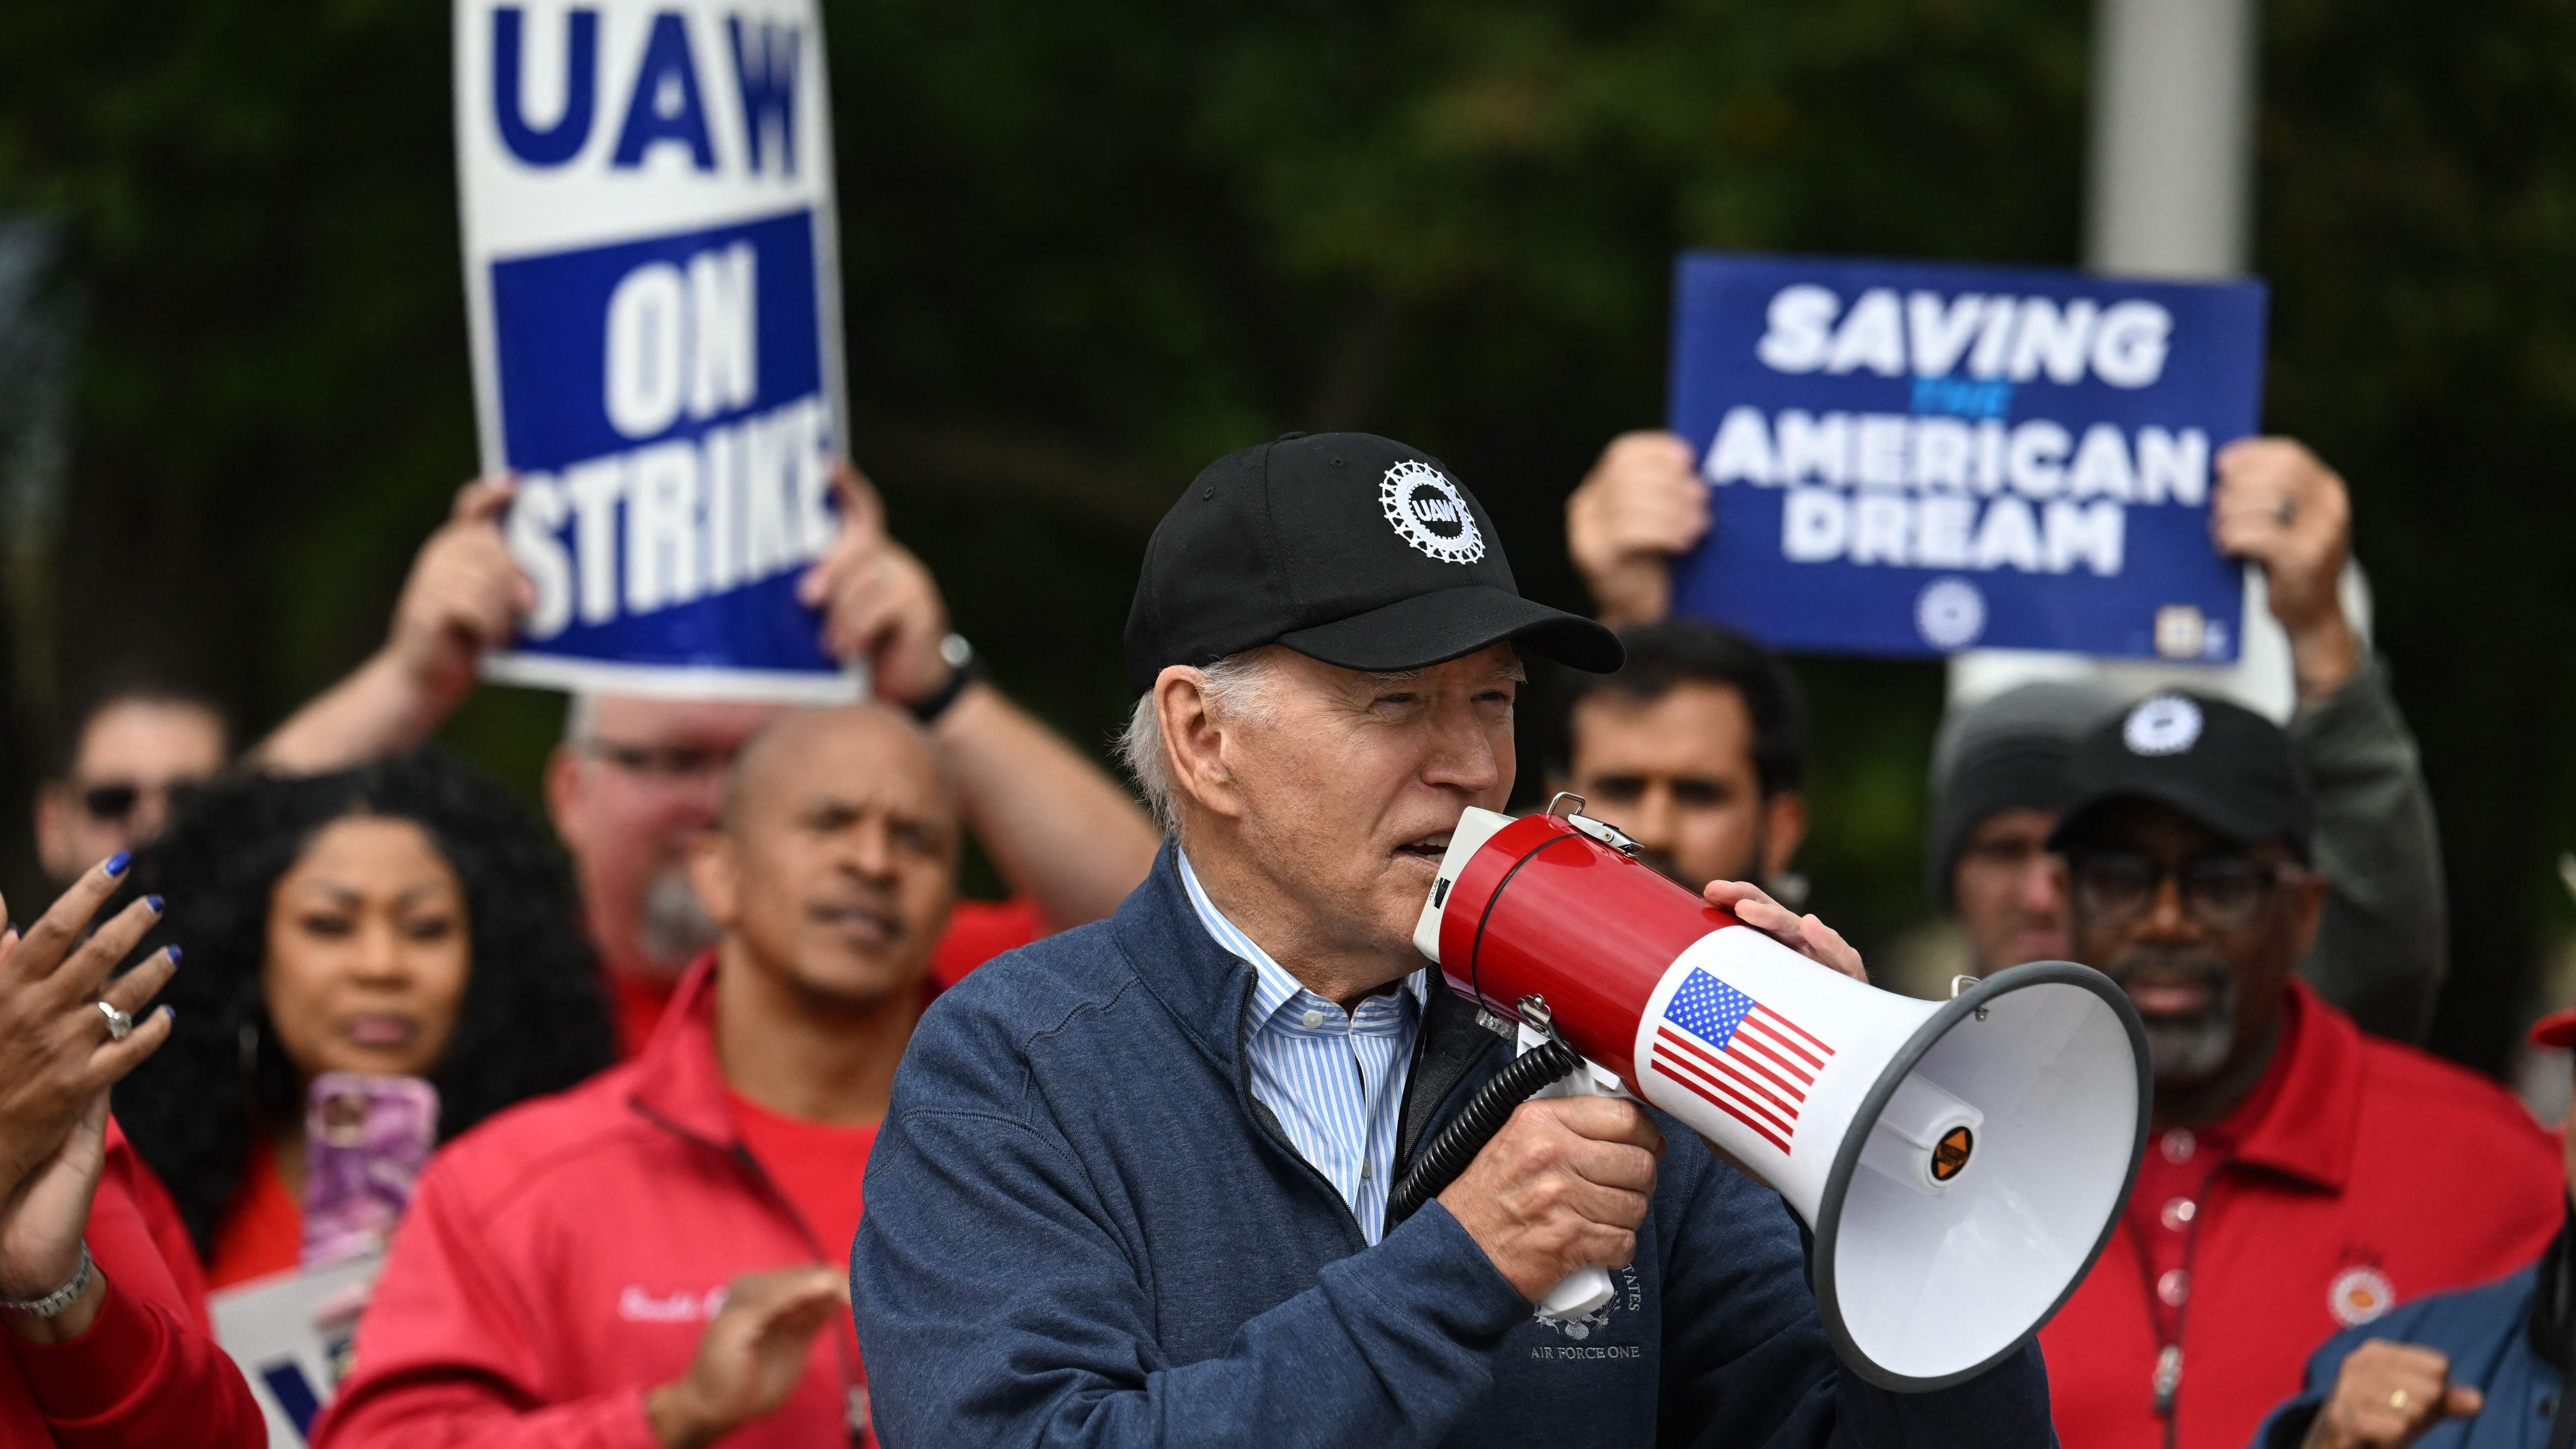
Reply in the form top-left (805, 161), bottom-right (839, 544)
top-left (0, 857), bottom-right (182, 1343)
top-left (0, 856), bottom-right (178, 1197)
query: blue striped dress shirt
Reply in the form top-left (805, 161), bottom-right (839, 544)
top-left (1178, 852), bottom-right (1427, 1244)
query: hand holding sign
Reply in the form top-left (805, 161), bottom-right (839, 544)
top-left (388, 477), bottom-right (537, 711)
top-left (1566, 431), bottom-right (1708, 628)
top-left (2212, 437), bottom-right (2361, 704)
top-left (795, 463), bottom-right (953, 705)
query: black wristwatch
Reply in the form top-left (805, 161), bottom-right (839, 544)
top-left (910, 634), bottom-right (983, 724)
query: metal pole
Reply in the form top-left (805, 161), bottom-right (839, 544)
top-left (2085, 0), bottom-right (2259, 279)
top-left (1948, 0), bottom-right (2303, 718)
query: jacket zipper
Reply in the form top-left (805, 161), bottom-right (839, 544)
top-left (1231, 972), bottom-right (1376, 1255)
top-left (630, 1097), bottom-right (869, 1446)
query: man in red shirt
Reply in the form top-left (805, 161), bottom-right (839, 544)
top-left (2036, 691), bottom-right (2560, 1449)
top-left (316, 701), bottom-right (969, 1449)
top-left (256, 464), bottom-right (1160, 1053)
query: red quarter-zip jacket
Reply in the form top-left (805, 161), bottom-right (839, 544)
top-left (2039, 979), bottom-right (2562, 1449)
top-left (313, 956), bottom-right (877, 1449)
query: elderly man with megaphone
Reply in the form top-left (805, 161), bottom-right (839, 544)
top-left (850, 432), bottom-right (2127, 1448)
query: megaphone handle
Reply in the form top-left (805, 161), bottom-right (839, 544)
top-left (1517, 1026), bottom-right (1623, 1322)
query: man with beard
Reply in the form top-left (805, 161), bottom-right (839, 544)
top-left (317, 703), bottom-right (956, 1449)
top-left (259, 468), bottom-right (1160, 1053)
top-left (2035, 691), bottom-right (2560, 1449)
top-left (1547, 619), bottom-right (1808, 897)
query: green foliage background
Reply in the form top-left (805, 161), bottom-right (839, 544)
top-left (1, 0), bottom-right (2569, 1072)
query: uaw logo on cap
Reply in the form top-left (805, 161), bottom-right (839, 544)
top-left (2123, 695), bottom-right (2204, 757)
top-left (1381, 460), bottom-right (1486, 564)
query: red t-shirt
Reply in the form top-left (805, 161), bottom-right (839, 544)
top-left (607, 897), bottom-right (1049, 1058)
top-left (726, 1091), bottom-right (880, 1268)
top-left (205, 1144), bottom-right (301, 1290)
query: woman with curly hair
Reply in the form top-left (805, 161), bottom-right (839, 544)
top-left (114, 750), bottom-right (615, 1285)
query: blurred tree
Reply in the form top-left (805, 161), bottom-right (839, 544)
top-left (0, 0), bottom-right (2566, 1070)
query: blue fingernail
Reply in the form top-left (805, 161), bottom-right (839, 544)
top-left (105, 852), bottom-right (130, 876)
top-left (166, 945), bottom-right (183, 964)
top-left (146, 895), bottom-right (164, 913)
top-left (162, 1005), bottom-right (176, 1023)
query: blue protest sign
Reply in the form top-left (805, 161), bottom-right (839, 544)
top-left (1666, 254), bottom-right (2268, 662)
top-left (457, 0), bottom-right (855, 699)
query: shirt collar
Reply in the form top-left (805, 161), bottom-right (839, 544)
top-left (2228, 977), bottom-right (2365, 1191)
top-left (1176, 850), bottom-right (1430, 1030)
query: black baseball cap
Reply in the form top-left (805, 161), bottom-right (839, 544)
top-left (2047, 692), bottom-right (2314, 862)
top-left (1124, 432), bottom-right (1622, 693)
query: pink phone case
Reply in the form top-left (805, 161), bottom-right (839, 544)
top-left (301, 1073), bottom-right (441, 1270)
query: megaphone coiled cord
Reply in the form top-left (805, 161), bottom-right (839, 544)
top-left (1384, 1037), bottom-right (1584, 1228)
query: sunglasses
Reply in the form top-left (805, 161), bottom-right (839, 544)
top-left (75, 779), bottom-right (202, 825)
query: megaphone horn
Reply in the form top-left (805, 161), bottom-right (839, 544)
top-left (1397, 799), bottom-right (2150, 1391)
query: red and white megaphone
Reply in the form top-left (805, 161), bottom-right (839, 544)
top-left (1403, 797), bottom-right (2149, 1391)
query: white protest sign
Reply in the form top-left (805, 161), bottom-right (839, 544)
top-left (209, 1253), bottom-right (385, 1448)
top-left (455, 0), bottom-right (856, 698)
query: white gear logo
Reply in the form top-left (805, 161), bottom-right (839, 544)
top-left (2124, 695), bottom-right (2204, 756)
top-left (1380, 460), bottom-right (1485, 564)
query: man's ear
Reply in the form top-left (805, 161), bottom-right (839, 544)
top-left (687, 830), bottom-right (740, 929)
top-left (1154, 665), bottom-right (1249, 825)
top-left (1759, 790), bottom-right (1809, 881)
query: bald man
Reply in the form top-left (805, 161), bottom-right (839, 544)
top-left (317, 705), bottom-right (955, 1449)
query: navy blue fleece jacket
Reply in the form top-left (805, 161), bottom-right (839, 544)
top-left (851, 842), bottom-right (2054, 1447)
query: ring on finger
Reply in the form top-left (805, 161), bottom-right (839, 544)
top-left (96, 1000), bottom-right (134, 1042)
top-left (2389, 1389), bottom-right (2410, 1411)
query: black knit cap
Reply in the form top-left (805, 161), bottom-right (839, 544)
top-left (1124, 432), bottom-right (1622, 694)
top-left (1925, 682), bottom-right (2119, 908)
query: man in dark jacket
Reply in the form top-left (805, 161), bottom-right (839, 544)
top-left (850, 432), bottom-right (2054, 1448)
top-left (2250, 1007), bottom-right (2576, 1449)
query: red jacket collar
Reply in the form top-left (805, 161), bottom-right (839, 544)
top-left (626, 950), bottom-right (740, 1152)
top-left (2228, 977), bottom-right (2364, 1192)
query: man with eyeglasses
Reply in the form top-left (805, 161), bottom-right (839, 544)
top-left (34, 678), bottom-right (229, 886)
top-left (257, 468), bottom-right (1161, 1053)
top-left (2033, 690), bottom-right (2561, 1449)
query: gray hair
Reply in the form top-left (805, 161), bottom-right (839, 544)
top-left (1118, 651), bottom-right (1286, 834)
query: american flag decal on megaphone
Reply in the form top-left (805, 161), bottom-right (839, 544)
top-left (1409, 800), bottom-right (2151, 1392)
